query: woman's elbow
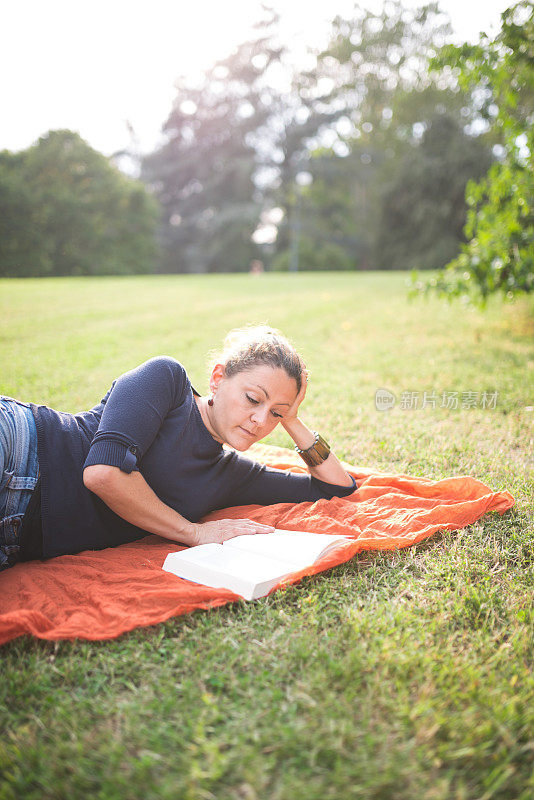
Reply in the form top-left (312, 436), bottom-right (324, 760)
top-left (83, 464), bottom-right (120, 496)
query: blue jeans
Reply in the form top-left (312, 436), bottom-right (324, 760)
top-left (0, 398), bottom-right (39, 570)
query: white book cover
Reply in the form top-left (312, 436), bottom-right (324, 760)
top-left (162, 529), bottom-right (351, 601)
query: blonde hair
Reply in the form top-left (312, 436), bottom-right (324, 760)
top-left (208, 324), bottom-right (303, 392)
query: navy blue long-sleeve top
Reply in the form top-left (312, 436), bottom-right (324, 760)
top-left (31, 357), bottom-right (357, 559)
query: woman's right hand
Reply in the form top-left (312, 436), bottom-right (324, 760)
top-left (190, 519), bottom-right (275, 546)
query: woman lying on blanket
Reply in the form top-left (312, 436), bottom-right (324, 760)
top-left (0, 325), bottom-right (357, 570)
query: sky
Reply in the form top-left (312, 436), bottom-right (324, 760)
top-left (0, 0), bottom-right (513, 159)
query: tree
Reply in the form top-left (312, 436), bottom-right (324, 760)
top-left (141, 17), bottom-right (277, 273)
top-left (0, 130), bottom-right (159, 277)
top-left (271, 1), bottom-right (490, 271)
top-left (376, 113), bottom-right (492, 269)
top-left (413, 1), bottom-right (534, 302)
top-left (0, 151), bottom-right (44, 276)
top-left (142, 6), bottom-right (343, 273)
top-left (269, 146), bottom-right (373, 271)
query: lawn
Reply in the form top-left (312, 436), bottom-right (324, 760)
top-left (1, 271), bottom-right (533, 800)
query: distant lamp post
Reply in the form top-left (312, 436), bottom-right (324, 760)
top-left (290, 171), bottom-right (312, 273)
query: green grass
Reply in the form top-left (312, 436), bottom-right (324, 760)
top-left (1, 272), bottom-right (533, 800)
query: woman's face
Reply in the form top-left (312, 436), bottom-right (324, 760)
top-left (210, 363), bottom-right (298, 450)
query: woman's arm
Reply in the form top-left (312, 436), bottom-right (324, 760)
top-left (281, 363), bottom-right (354, 488)
top-left (83, 358), bottom-right (275, 545)
top-left (281, 416), bottom-right (354, 487)
top-left (83, 465), bottom-right (275, 546)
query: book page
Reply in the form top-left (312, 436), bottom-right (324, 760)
top-left (223, 529), bottom-right (350, 569)
top-left (162, 543), bottom-right (299, 600)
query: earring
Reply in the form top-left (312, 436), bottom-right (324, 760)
top-left (208, 396), bottom-right (214, 407)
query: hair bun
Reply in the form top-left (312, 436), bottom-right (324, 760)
top-left (207, 324), bottom-right (304, 393)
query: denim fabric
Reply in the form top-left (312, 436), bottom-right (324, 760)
top-left (0, 397), bottom-right (39, 570)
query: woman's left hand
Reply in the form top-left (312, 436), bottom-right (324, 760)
top-left (283, 360), bottom-right (309, 421)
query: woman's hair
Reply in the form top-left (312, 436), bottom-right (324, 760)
top-left (208, 324), bottom-right (303, 392)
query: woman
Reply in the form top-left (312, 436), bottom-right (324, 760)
top-left (1, 325), bottom-right (357, 570)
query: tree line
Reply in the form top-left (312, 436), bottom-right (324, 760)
top-left (0, 1), bottom-right (532, 303)
top-left (0, 129), bottom-right (159, 277)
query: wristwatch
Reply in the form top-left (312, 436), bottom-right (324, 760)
top-left (295, 432), bottom-right (331, 467)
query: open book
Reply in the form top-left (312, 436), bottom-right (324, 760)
top-left (162, 529), bottom-right (351, 601)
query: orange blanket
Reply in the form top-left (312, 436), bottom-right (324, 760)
top-left (0, 444), bottom-right (514, 645)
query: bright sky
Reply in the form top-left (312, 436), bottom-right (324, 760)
top-left (0, 0), bottom-right (511, 158)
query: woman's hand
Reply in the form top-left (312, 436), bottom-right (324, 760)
top-left (191, 519), bottom-right (275, 546)
top-left (283, 360), bottom-right (309, 422)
